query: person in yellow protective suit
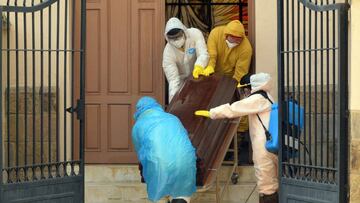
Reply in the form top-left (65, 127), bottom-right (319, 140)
top-left (202, 20), bottom-right (253, 134)
top-left (195, 73), bottom-right (278, 203)
top-left (201, 20), bottom-right (252, 82)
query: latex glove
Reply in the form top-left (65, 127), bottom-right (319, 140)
top-left (195, 110), bottom-right (210, 118)
top-left (237, 83), bottom-right (250, 88)
top-left (193, 65), bottom-right (204, 79)
top-left (202, 66), bottom-right (215, 77)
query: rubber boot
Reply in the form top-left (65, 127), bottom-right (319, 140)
top-left (170, 199), bottom-right (188, 203)
top-left (259, 192), bottom-right (278, 203)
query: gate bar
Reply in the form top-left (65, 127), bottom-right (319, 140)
top-left (64, 0), bottom-right (68, 175)
top-left (48, 1), bottom-right (52, 178)
top-left (2, 0), bottom-right (58, 13)
top-left (31, 0), bottom-right (36, 180)
top-left (56, 0), bottom-right (60, 177)
top-left (297, 0), bottom-right (301, 178)
top-left (320, 0), bottom-right (324, 179)
top-left (71, 0), bottom-right (75, 164)
top-left (40, 0), bottom-right (45, 180)
top-left (0, 6), bottom-right (3, 187)
top-left (332, 0), bottom-right (336, 180)
top-left (23, 0), bottom-right (28, 180)
top-left (302, 1), bottom-right (307, 176)
top-left (6, 0), bottom-right (11, 176)
top-left (280, 47), bottom-right (338, 53)
top-left (291, 0), bottom-right (295, 168)
top-left (338, 4), bottom-right (349, 202)
top-left (286, 0), bottom-right (290, 169)
top-left (304, 0), bottom-right (312, 176)
top-left (314, 0), bottom-right (318, 178)
top-left (326, 0), bottom-right (330, 180)
top-left (15, 0), bottom-right (19, 182)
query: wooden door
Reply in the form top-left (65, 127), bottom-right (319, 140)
top-left (85, 0), bottom-right (165, 163)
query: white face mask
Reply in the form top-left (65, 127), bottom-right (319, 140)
top-left (170, 36), bottom-right (185, 48)
top-left (226, 39), bottom-right (239, 49)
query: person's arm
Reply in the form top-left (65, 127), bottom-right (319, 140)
top-left (207, 28), bottom-right (218, 69)
top-left (193, 29), bottom-right (209, 68)
top-left (209, 94), bottom-right (271, 119)
top-left (233, 41), bottom-right (253, 82)
top-left (162, 45), bottom-right (181, 100)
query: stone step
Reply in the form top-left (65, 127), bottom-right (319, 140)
top-left (85, 165), bottom-right (257, 184)
top-left (85, 165), bottom-right (142, 183)
top-left (193, 183), bottom-right (258, 202)
top-left (86, 181), bottom-right (258, 203)
top-left (85, 165), bottom-right (257, 202)
top-left (86, 182), bottom-right (171, 203)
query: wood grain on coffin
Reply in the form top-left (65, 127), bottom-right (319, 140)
top-left (167, 74), bottom-right (241, 187)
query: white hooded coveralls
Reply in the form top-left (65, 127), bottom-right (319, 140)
top-left (163, 17), bottom-right (209, 101)
top-left (209, 73), bottom-right (278, 195)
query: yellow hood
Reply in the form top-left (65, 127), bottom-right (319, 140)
top-left (224, 20), bottom-right (245, 38)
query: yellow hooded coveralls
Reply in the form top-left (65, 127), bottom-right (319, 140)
top-left (207, 20), bottom-right (253, 132)
top-left (207, 20), bottom-right (252, 82)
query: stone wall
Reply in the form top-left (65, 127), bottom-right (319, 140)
top-left (349, 111), bottom-right (360, 202)
top-left (285, 87), bottom-right (339, 174)
top-left (3, 87), bottom-right (57, 168)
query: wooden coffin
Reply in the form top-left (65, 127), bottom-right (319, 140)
top-left (166, 74), bottom-right (243, 187)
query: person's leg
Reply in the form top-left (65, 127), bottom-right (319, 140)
top-left (255, 154), bottom-right (278, 203)
top-left (250, 133), bottom-right (279, 203)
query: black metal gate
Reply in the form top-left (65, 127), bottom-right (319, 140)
top-left (278, 0), bottom-right (349, 202)
top-left (0, 0), bottom-right (85, 202)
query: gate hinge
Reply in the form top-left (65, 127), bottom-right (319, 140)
top-left (66, 99), bottom-right (85, 120)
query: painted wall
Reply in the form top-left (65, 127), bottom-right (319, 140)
top-left (255, 0), bottom-right (278, 99)
top-left (350, 0), bottom-right (360, 111)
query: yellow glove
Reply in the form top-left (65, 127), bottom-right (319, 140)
top-left (192, 65), bottom-right (204, 79)
top-left (237, 83), bottom-right (251, 88)
top-left (202, 66), bottom-right (215, 76)
top-left (195, 110), bottom-right (210, 118)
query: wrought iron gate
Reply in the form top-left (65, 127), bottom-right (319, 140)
top-left (278, 0), bottom-right (349, 202)
top-left (0, 0), bottom-right (85, 202)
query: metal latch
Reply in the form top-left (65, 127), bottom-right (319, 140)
top-left (66, 99), bottom-right (84, 120)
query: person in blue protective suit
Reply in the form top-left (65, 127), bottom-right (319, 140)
top-left (132, 96), bottom-right (197, 203)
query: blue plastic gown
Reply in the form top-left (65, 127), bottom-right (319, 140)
top-left (132, 97), bottom-right (196, 202)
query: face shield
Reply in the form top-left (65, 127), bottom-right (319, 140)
top-left (167, 29), bottom-right (186, 48)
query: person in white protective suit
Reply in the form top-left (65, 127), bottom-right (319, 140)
top-left (163, 17), bottom-right (209, 102)
top-left (195, 73), bottom-right (278, 203)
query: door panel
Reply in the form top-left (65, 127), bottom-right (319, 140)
top-left (85, 0), bottom-right (164, 163)
top-left (85, 105), bottom-right (101, 151)
top-left (108, 104), bottom-right (130, 150)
